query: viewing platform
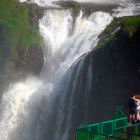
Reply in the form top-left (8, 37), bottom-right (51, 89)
top-left (76, 106), bottom-right (140, 140)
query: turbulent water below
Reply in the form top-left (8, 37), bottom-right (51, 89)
top-left (0, 0), bottom-right (140, 140)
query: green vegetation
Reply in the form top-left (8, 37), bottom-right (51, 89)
top-left (104, 16), bottom-right (140, 37)
top-left (0, 0), bottom-right (44, 92)
top-left (120, 16), bottom-right (140, 37)
top-left (104, 18), bottom-right (120, 34)
top-left (0, 0), bottom-right (41, 49)
top-left (96, 16), bottom-right (140, 50)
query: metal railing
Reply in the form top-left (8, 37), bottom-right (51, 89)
top-left (76, 106), bottom-right (140, 140)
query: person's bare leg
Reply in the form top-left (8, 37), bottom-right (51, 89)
top-left (129, 114), bottom-right (133, 123)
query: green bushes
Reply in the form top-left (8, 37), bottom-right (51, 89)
top-left (104, 16), bottom-right (140, 37)
top-left (120, 16), bottom-right (140, 37)
top-left (96, 16), bottom-right (140, 50)
top-left (0, 0), bottom-right (41, 49)
top-left (0, 0), bottom-right (44, 91)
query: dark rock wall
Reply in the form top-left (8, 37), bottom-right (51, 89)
top-left (87, 16), bottom-right (140, 122)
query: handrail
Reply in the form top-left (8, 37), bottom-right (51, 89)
top-left (76, 129), bottom-right (128, 140)
top-left (115, 105), bottom-right (126, 118)
top-left (76, 105), bottom-right (140, 140)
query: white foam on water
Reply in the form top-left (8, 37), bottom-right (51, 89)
top-left (113, 2), bottom-right (140, 17)
top-left (39, 10), bottom-right (112, 84)
top-left (0, 77), bottom-right (43, 140)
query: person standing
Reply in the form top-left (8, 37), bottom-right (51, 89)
top-left (128, 95), bottom-right (138, 124)
top-left (134, 95), bottom-right (140, 122)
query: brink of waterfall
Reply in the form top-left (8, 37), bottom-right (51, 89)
top-left (0, 0), bottom-right (140, 140)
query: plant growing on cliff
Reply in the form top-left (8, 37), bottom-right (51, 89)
top-left (96, 16), bottom-right (140, 50)
top-left (0, 0), bottom-right (44, 90)
top-left (0, 0), bottom-right (42, 49)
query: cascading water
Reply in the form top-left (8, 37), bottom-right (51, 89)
top-left (40, 9), bottom-right (112, 83)
top-left (34, 9), bottom-right (112, 140)
top-left (0, 77), bottom-right (43, 140)
top-left (0, 0), bottom-right (140, 140)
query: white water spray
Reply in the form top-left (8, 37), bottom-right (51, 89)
top-left (0, 77), bottom-right (43, 140)
top-left (34, 9), bottom-right (112, 140)
top-left (0, 0), bottom-right (140, 140)
top-left (113, 2), bottom-right (140, 17)
top-left (40, 9), bottom-right (112, 83)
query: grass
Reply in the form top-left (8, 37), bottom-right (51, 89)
top-left (0, 0), bottom-right (43, 83)
top-left (0, 0), bottom-right (41, 49)
top-left (95, 16), bottom-right (140, 50)
top-left (104, 16), bottom-right (140, 37)
top-left (120, 16), bottom-right (140, 37)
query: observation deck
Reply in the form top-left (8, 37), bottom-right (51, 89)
top-left (76, 106), bottom-right (140, 140)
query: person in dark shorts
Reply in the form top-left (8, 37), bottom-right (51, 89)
top-left (134, 95), bottom-right (140, 121)
top-left (128, 95), bottom-right (138, 124)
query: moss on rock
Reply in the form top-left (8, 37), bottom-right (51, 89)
top-left (96, 16), bottom-right (140, 50)
top-left (0, 0), bottom-right (44, 94)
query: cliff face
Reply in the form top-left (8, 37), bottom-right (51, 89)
top-left (93, 16), bottom-right (140, 94)
top-left (65, 16), bottom-right (140, 123)
top-left (0, 0), bottom-right (44, 94)
top-left (86, 16), bottom-right (140, 121)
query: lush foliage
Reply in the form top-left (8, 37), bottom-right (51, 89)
top-left (0, 0), bottom-right (41, 49)
top-left (96, 16), bottom-right (140, 49)
top-left (121, 16), bottom-right (140, 37)
top-left (0, 0), bottom-right (43, 91)
top-left (104, 16), bottom-right (140, 37)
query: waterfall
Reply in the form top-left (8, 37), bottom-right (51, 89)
top-left (35, 9), bottom-right (112, 140)
top-left (39, 9), bottom-right (112, 83)
top-left (0, 77), bottom-right (43, 140)
top-left (0, 0), bottom-right (140, 140)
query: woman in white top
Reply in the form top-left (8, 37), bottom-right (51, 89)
top-left (134, 95), bottom-right (140, 121)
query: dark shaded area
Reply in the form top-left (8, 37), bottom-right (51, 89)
top-left (88, 17), bottom-right (140, 122)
